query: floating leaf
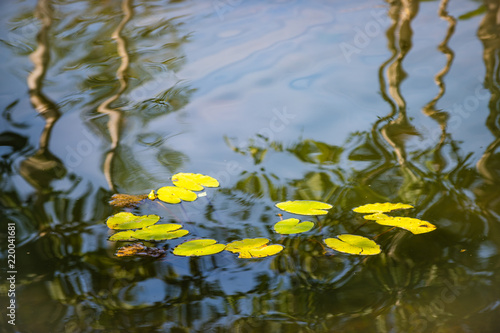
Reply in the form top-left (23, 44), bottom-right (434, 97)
top-left (242, 244), bottom-right (284, 258)
top-left (362, 213), bottom-right (389, 220)
top-left (352, 202), bottom-right (413, 214)
top-left (134, 224), bottom-right (189, 241)
top-left (109, 230), bottom-right (137, 241)
top-left (225, 238), bottom-right (268, 253)
top-left (156, 186), bottom-right (197, 204)
top-left (172, 173), bottom-right (220, 191)
top-left (324, 234), bottom-right (381, 255)
top-left (275, 200), bottom-right (332, 215)
top-left (109, 224), bottom-right (189, 241)
top-left (173, 239), bottom-right (226, 256)
top-left (226, 238), bottom-right (284, 258)
top-left (274, 218), bottom-right (314, 234)
top-left (148, 190), bottom-right (156, 200)
top-left (373, 216), bottom-right (436, 234)
top-left (115, 243), bottom-right (166, 258)
top-left (109, 194), bottom-right (148, 208)
top-left (106, 212), bottom-right (160, 230)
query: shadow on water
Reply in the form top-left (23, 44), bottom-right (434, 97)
top-left (1, 0), bottom-right (500, 332)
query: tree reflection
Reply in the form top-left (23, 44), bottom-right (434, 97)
top-left (219, 1), bottom-right (499, 332)
top-left (477, 0), bottom-right (500, 190)
top-left (1, 0), bottom-right (500, 332)
top-left (19, 0), bottom-right (66, 190)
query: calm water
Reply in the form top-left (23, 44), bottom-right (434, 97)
top-left (1, 0), bottom-right (500, 332)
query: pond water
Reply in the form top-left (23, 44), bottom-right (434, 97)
top-left (1, 0), bottom-right (500, 332)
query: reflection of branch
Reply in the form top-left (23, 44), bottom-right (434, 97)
top-left (362, 0), bottom-right (419, 186)
top-left (380, 0), bottom-right (419, 166)
top-left (477, 0), bottom-right (500, 184)
top-left (476, 138), bottom-right (500, 183)
top-left (423, 0), bottom-right (455, 118)
top-left (27, 0), bottom-right (60, 151)
top-left (421, 0), bottom-right (456, 172)
top-left (20, 0), bottom-right (66, 189)
top-left (97, 0), bottom-right (133, 191)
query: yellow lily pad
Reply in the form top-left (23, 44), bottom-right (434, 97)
top-left (109, 224), bottom-right (189, 241)
top-left (242, 244), bottom-right (284, 258)
top-left (156, 186), bottom-right (197, 204)
top-left (172, 173), bottom-right (220, 191)
top-left (275, 200), bottom-right (332, 215)
top-left (374, 216), bottom-right (436, 234)
top-left (106, 212), bottom-right (160, 230)
top-left (352, 202), bottom-right (413, 214)
top-left (173, 239), bottom-right (226, 256)
top-left (273, 218), bottom-right (314, 234)
top-left (324, 234), bottom-right (381, 255)
top-left (362, 213), bottom-right (389, 220)
top-left (109, 230), bottom-right (136, 241)
top-left (148, 190), bottom-right (156, 200)
top-left (226, 238), bottom-right (284, 258)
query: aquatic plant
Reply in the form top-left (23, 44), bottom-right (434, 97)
top-left (105, 173), bottom-right (436, 258)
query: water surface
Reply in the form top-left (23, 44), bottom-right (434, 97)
top-left (1, 0), bottom-right (499, 332)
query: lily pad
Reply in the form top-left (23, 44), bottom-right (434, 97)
top-left (156, 186), bottom-right (197, 204)
top-left (275, 200), bottom-right (332, 215)
top-left (352, 202), bottom-right (413, 214)
top-left (274, 218), bottom-right (314, 234)
top-left (324, 234), bottom-right (381, 255)
top-left (109, 230), bottom-right (137, 241)
top-left (106, 212), bottom-right (160, 230)
top-left (173, 239), bottom-right (226, 256)
top-left (226, 238), bottom-right (284, 258)
top-left (148, 190), bottom-right (156, 200)
top-left (362, 213), bottom-right (389, 220)
top-left (109, 224), bottom-right (189, 241)
top-left (373, 216), bottom-right (436, 234)
top-left (172, 173), bottom-right (220, 191)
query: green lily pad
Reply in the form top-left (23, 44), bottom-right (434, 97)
top-left (106, 212), bottom-right (160, 230)
top-left (352, 202), bottom-right (413, 214)
top-left (109, 224), bottom-right (189, 241)
top-left (156, 186), bottom-right (197, 204)
top-left (274, 218), bottom-right (314, 234)
top-left (374, 216), bottom-right (436, 234)
top-left (226, 238), bottom-right (284, 258)
top-left (275, 200), bottom-right (332, 215)
top-left (173, 239), bottom-right (226, 256)
top-left (324, 234), bottom-right (381, 255)
top-left (172, 173), bottom-right (220, 191)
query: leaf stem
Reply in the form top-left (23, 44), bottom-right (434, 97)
top-left (179, 201), bottom-right (190, 222)
top-left (203, 192), bottom-right (223, 223)
top-left (154, 200), bottom-right (182, 223)
top-left (315, 215), bottom-right (322, 229)
top-left (352, 220), bottom-right (368, 234)
top-left (373, 227), bottom-right (396, 239)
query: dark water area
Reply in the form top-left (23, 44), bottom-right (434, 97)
top-left (1, 0), bottom-right (499, 332)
